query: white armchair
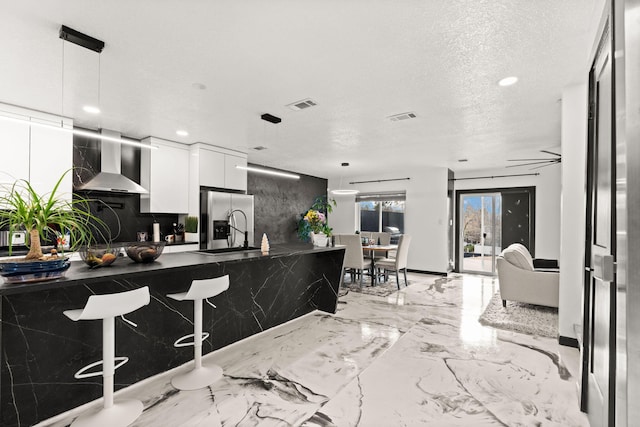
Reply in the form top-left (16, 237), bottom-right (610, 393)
top-left (496, 243), bottom-right (559, 308)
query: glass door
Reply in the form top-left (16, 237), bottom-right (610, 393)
top-left (459, 193), bottom-right (502, 274)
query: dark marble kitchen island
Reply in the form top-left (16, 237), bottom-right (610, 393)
top-left (0, 244), bottom-right (345, 427)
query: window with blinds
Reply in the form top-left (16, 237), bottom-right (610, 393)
top-left (356, 192), bottom-right (406, 238)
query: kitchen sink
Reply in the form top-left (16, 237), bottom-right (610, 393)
top-left (197, 246), bottom-right (261, 255)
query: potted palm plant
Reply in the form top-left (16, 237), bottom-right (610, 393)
top-left (0, 170), bottom-right (109, 276)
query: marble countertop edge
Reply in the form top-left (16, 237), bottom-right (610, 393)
top-left (0, 244), bottom-right (345, 296)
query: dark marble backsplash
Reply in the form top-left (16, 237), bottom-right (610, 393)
top-left (247, 164), bottom-right (327, 245)
top-left (73, 131), bottom-right (178, 242)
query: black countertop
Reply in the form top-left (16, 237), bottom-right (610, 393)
top-left (0, 241), bottom-right (198, 257)
top-left (0, 243), bottom-right (343, 296)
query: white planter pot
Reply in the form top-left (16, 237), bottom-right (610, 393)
top-left (184, 232), bottom-right (198, 243)
top-left (310, 232), bottom-right (328, 247)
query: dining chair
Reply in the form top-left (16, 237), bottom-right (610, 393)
top-left (365, 232), bottom-right (393, 267)
top-left (369, 232), bottom-right (391, 245)
top-left (339, 234), bottom-right (368, 286)
top-left (358, 231), bottom-right (373, 243)
top-left (375, 234), bottom-right (412, 289)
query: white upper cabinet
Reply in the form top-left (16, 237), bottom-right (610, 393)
top-left (29, 122), bottom-right (73, 202)
top-left (140, 137), bottom-right (189, 214)
top-left (197, 146), bottom-right (247, 191)
top-left (0, 119), bottom-right (30, 186)
top-left (224, 154), bottom-right (247, 191)
top-left (188, 143), bottom-right (248, 218)
top-left (0, 104), bottom-right (73, 203)
top-left (199, 148), bottom-right (225, 188)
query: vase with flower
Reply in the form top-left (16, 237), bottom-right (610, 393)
top-left (297, 196), bottom-right (336, 247)
top-left (304, 209), bottom-right (331, 247)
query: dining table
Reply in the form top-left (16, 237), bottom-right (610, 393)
top-left (362, 244), bottom-right (398, 285)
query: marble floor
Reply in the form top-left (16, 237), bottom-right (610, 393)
top-left (40, 273), bottom-right (589, 427)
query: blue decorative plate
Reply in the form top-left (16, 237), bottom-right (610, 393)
top-left (0, 257), bottom-right (70, 274)
top-left (1, 262), bottom-right (70, 284)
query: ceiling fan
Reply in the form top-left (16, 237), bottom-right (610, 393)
top-left (506, 150), bottom-right (561, 170)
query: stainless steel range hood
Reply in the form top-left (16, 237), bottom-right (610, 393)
top-left (76, 129), bottom-right (148, 194)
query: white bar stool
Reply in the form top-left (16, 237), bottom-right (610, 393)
top-left (63, 287), bottom-right (150, 427)
top-left (167, 275), bottom-right (229, 390)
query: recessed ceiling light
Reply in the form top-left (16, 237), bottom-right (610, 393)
top-left (82, 105), bottom-right (101, 114)
top-left (176, 130), bottom-right (189, 137)
top-left (498, 76), bottom-right (518, 87)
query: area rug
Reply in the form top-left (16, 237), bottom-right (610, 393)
top-left (479, 292), bottom-right (558, 338)
top-left (341, 275), bottom-right (410, 297)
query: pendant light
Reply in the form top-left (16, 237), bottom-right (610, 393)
top-left (331, 162), bottom-right (359, 195)
top-left (0, 25), bottom-right (155, 151)
top-left (236, 113), bottom-right (300, 179)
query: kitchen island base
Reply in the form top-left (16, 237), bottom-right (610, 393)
top-left (0, 245), bottom-right (344, 427)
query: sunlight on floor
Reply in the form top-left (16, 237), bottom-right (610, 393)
top-left (459, 274), bottom-right (499, 348)
top-left (359, 322), bottom-right (401, 343)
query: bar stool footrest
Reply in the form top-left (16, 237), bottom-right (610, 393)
top-left (173, 332), bottom-right (209, 348)
top-left (74, 357), bottom-right (129, 379)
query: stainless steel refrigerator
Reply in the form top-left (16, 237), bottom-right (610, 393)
top-left (200, 190), bottom-right (255, 250)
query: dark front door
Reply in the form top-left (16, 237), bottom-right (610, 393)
top-left (584, 17), bottom-right (616, 427)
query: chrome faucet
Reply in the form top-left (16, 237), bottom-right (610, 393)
top-left (227, 209), bottom-right (249, 249)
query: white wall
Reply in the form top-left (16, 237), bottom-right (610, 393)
top-left (329, 166), bottom-right (450, 273)
top-left (559, 83), bottom-right (588, 340)
top-left (454, 165), bottom-right (562, 260)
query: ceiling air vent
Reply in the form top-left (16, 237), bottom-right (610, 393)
top-left (287, 98), bottom-right (318, 111)
top-left (388, 112), bottom-right (417, 122)
top-left (252, 146), bottom-right (268, 151)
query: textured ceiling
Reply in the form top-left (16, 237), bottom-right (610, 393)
top-left (0, 1), bottom-right (597, 178)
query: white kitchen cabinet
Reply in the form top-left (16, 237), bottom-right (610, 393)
top-left (224, 154), bottom-right (247, 191)
top-left (0, 104), bottom-right (73, 203)
top-left (140, 137), bottom-right (189, 213)
top-left (0, 119), bottom-right (30, 185)
top-left (199, 148), bottom-right (225, 188)
top-left (188, 143), bottom-right (248, 224)
top-left (29, 122), bottom-right (73, 202)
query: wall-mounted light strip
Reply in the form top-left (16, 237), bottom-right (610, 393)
top-left (331, 189), bottom-right (359, 195)
top-left (236, 165), bottom-right (300, 180)
top-left (0, 114), bottom-right (157, 150)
